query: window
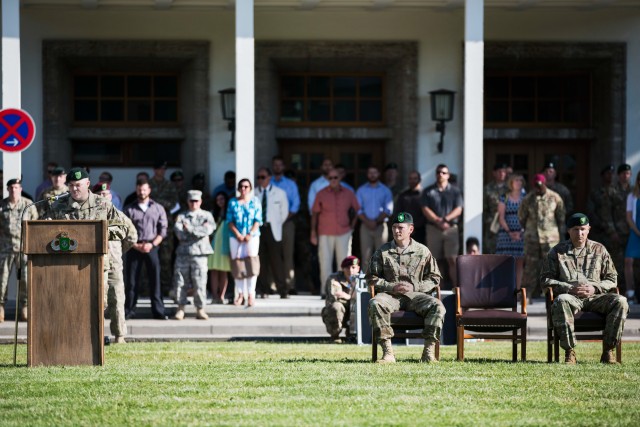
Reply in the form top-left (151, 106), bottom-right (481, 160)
top-left (485, 73), bottom-right (591, 126)
top-left (279, 73), bottom-right (385, 125)
top-left (71, 139), bottom-right (181, 167)
top-left (73, 73), bottom-right (179, 124)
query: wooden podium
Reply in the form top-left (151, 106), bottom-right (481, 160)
top-left (23, 220), bottom-right (107, 367)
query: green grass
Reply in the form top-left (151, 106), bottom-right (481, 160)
top-left (1, 341), bottom-right (639, 426)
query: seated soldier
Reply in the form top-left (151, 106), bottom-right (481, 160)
top-left (367, 212), bottom-right (445, 363)
top-left (541, 213), bottom-right (629, 364)
top-left (321, 255), bottom-right (361, 343)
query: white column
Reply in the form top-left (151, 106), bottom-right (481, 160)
top-left (235, 0), bottom-right (255, 187)
top-left (1, 0), bottom-right (22, 197)
top-left (463, 0), bottom-right (484, 250)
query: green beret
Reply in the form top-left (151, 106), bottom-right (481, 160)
top-left (67, 167), bottom-right (90, 182)
top-left (394, 212), bottom-right (413, 225)
top-left (567, 213), bottom-right (589, 229)
top-left (6, 178), bottom-right (21, 186)
top-left (618, 164), bottom-right (631, 174)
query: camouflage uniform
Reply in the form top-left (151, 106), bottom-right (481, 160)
top-left (609, 182), bottom-right (631, 289)
top-left (518, 189), bottom-right (565, 299)
top-left (173, 208), bottom-right (215, 309)
top-left (37, 184), bottom-right (69, 217)
top-left (367, 240), bottom-right (444, 341)
top-left (0, 197), bottom-right (38, 308)
top-left (540, 239), bottom-right (628, 351)
top-left (483, 181), bottom-right (506, 254)
top-left (149, 177), bottom-right (179, 294)
top-left (547, 182), bottom-right (573, 215)
top-left (321, 271), bottom-right (354, 338)
top-left (106, 214), bottom-right (137, 338)
top-left (586, 184), bottom-right (613, 246)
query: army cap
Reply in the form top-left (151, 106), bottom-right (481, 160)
top-left (154, 160), bottom-right (168, 169)
top-left (67, 167), bottom-right (89, 181)
top-left (567, 213), bottom-right (589, 229)
top-left (393, 212), bottom-right (414, 225)
top-left (6, 178), bottom-right (21, 186)
top-left (543, 162), bottom-right (555, 170)
top-left (533, 174), bottom-right (546, 185)
top-left (187, 189), bottom-right (202, 201)
top-left (600, 165), bottom-right (615, 175)
top-left (493, 162), bottom-right (508, 171)
top-left (51, 166), bottom-right (66, 176)
top-left (618, 164), bottom-right (632, 174)
top-left (340, 255), bottom-right (360, 269)
top-left (170, 170), bottom-right (184, 182)
top-left (92, 182), bottom-right (110, 193)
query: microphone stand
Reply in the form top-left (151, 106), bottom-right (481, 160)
top-left (13, 192), bottom-right (69, 366)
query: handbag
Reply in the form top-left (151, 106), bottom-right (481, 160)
top-left (490, 212), bottom-right (501, 234)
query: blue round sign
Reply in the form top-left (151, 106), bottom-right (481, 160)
top-left (0, 108), bottom-right (36, 153)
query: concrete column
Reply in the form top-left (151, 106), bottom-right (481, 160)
top-left (463, 0), bottom-right (484, 250)
top-left (1, 0), bottom-right (22, 197)
top-left (235, 0), bottom-right (255, 187)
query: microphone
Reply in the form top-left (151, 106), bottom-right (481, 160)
top-left (47, 192), bottom-right (70, 202)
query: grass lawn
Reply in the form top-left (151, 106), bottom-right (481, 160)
top-left (1, 341), bottom-right (639, 426)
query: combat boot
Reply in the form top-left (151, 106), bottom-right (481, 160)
top-left (600, 349), bottom-right (619, 364)
top-left (19, 306), bottom-right (27, 322)
top-left (174, 305), bottom-right (185, 320)
top-left (0, 304), bottom-right (4, 323)
top-left (114, 336), bottom-right (126, 344)
top-left (330, 334), bottom-right (342, 344)
top-left (564, 349), bottom-right (577, 365)
top-left (196, 308), bottom-right (209, 320)
top-left (420, 340), bottom-right (438, 363)
top-left (377, 339), bottom-right (396, 364)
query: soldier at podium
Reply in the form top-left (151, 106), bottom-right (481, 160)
top-left (0, 179), bottom-right (39, 322)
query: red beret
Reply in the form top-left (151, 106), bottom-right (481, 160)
top-left (92, 182), bottom-right (111, 193)
top-left (340, 256), bottom-right (360, 269)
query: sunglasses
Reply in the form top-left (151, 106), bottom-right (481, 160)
top-left (328, 176), bottom-right (340, 180)
top-left (257, 175), bottom-right (267, 180)
top-left (239, 185), bottom-right (251, 189)
top-left (188, 200), bottom-right (199, 203)
top-left (437, 171), bottom-right (449, 175)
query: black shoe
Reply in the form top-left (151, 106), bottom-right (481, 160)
top-left (280, 294), bottom-right (289, 299)
top-left (125, 311), bottom-right (136, 320)
top-left (288, 289), bottom-right (298, 295)
top-left (153, 314), bottom-right (169, 320)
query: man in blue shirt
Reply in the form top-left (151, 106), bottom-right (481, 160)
top-left (271, 156), bottom-right (301, 294)
top-left (307, 158), bottom-right (333, 212)
top-left (356, 166), bottom-right (393, 271)
top-left (212, 170), bottom-right (236, 198)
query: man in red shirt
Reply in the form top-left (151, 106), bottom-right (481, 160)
top-left (311, 169), bottom-right (360, 298)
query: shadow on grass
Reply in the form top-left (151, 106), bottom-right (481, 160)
top-left (282, 357), bottom-right (372, 364)
top-left (0, 363), bottom-right (27, 368)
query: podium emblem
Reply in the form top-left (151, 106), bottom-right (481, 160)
top-left (50, 232), bottom-right (78, 252)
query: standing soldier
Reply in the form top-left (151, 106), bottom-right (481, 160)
top-left (587, 165), bottom-right (615, 246)
top-left (518, 174), bottom-right (565, 301)
top-left (92, 182), bottom-right (138, 344)
top-left (173, 190), bottom-right (216, 320)
top-left (483, 163), bottom-right (508, 254)
top-left (611, 163), bottom-right (632, 297)
top-left (37, 166), bottom-right (68, 217)
top-left (367, 212), bottom-right (445, 363)
top-left (0, 179), bottom-right (38, 322)
top-left (543, 161), bottom-right (574, 215)
top-left (149, 160), bottom-right (179, 297)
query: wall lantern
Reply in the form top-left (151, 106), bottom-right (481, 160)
top-left (429, 89), bottom-right (456, 153)
top-left (219, 88), bottom-right (236, 151)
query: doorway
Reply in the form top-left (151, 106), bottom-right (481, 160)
top-left (485, 140), bottom-right (590, 213)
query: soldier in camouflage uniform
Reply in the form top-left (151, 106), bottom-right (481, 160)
top-left (37, 166), bottom-right (68, 217)
top-left (543, 161), bottom-right (574, 215)
top-left (93, 182), bottom-right (138, 344)
top-left (173, 190), bottom-right (215, 321)
top-left (586, 165), bottom-right (615, 246)
top-left (367, 212), bottom-right (444, 363)
top-left (321, 255), bottom-right (360, 343)
top-left (0, 179), bottom-right (38, 322)
top-left (149, 160), bottom-right (179, 296)
top-left (541, 213), bottom-right (628, 364)
top-left (483, 163), bottom-right (508, 254)
top-left (518, 174), bottom-right (565, 300)
top-left (612, 164), bottom-right (632, 297)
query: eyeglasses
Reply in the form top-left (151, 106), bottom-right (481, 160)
top-left (328, 176), bottom-right (340, 180)
top-left (437, 171), bottom-right (449, 175)
top-left (257, 175), bottom-right (267, 180)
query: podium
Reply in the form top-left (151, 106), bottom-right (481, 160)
top-left (23, 220), bottom-right (107, 367)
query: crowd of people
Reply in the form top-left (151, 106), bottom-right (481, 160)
top-left (0, 156), bottom-right (632, 363)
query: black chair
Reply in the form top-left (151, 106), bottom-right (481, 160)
top-left (370, 285), bottom-right (441, 362)
top-left (545, 287), bottom-right (622, 363)
top-left (454, 255), bottom-right (527, 362)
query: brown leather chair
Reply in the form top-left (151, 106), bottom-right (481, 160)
top-left (369, 285), bottom-right (441, 362)
top-left (454, 255), bottom-right (527, 362)
top-left (545, 287), bottom-right (622, 363)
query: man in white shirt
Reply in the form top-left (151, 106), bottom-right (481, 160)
top-left (255, 167), bottom-right (290, 298)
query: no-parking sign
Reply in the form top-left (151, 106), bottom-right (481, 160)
top-left (0, 108), bottom-right (36, 153)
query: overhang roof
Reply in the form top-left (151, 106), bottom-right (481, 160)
top-left (20, 0), bottom-right (640, 11)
